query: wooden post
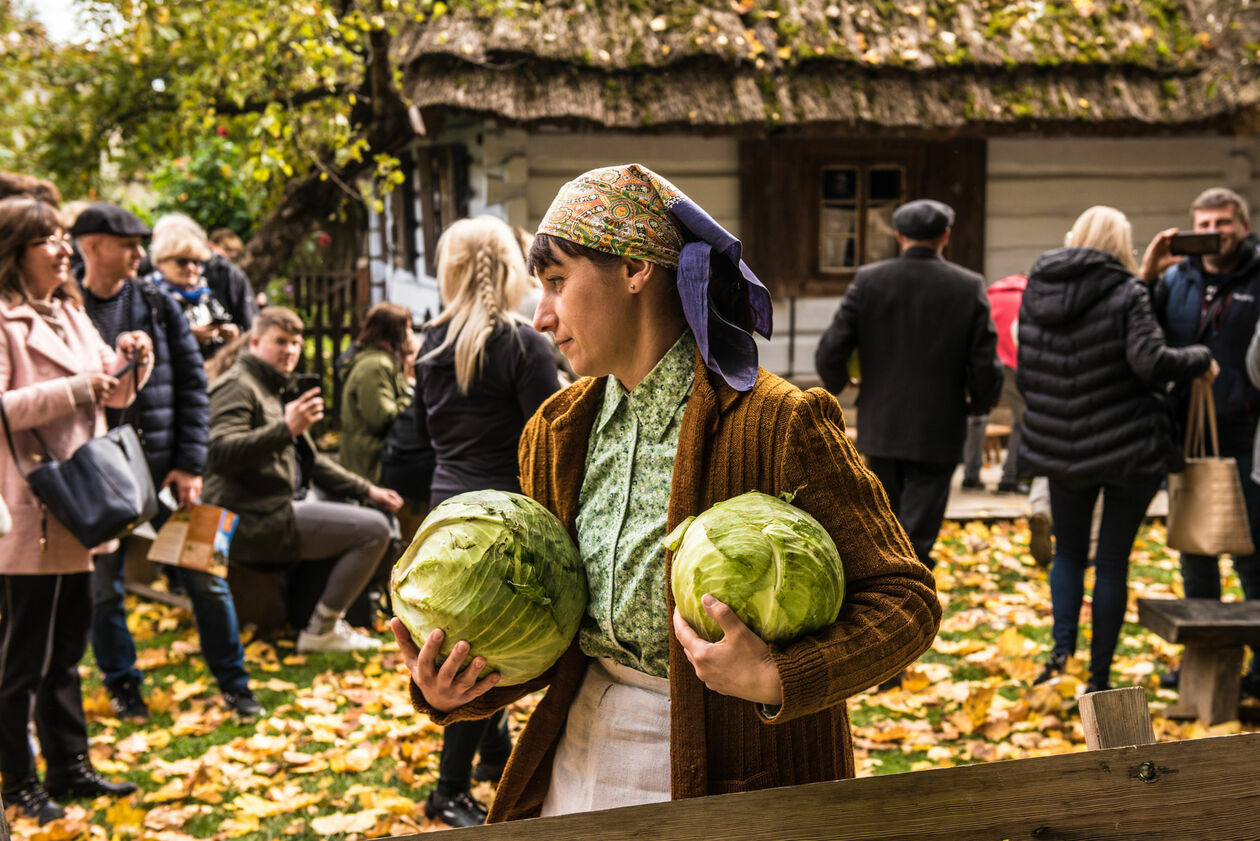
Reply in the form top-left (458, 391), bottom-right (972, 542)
top-left (1168, 645), bottom-right (1247, 724)
top-left (1079, 687), bottom-right (1155, 750)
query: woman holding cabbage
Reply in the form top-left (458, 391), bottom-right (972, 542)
top-left (408, 215), bottom-right (562, 826)
top-left (392, 165), bottom-right (941, 820)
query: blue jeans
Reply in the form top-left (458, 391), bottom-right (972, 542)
top-left (91, 539), bottom-right (251, 694)
top-left (1177, 450), bottom-right (1260, 677)
top-left (1048, 477), bottom-right (1160, 688)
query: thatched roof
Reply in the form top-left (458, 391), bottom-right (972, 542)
top-left (394, 0), bottom-right (1260, 134)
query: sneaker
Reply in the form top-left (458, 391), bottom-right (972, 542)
top-left (107, 678), bottom-right (149, 721)
top-left (997, 480), bottom-right (1031, 494)
top-left (960, 477), bottom-right (984, 490)
top-left (1033, 651), bottom-right (1069, 685)
top-left (297, 619), bottom-right (383, 653)
top-left (223, 688), bottom-right (264, 719)
top-left (1028, 512), bottom-right (1053, 567)
top-left (471, 761), bottom-right (506, 784)
top-left (1, 775), bottom-right (65, 825)
top-left (424, 789), bottom-right (487, 828)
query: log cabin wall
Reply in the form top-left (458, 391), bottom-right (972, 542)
top-left (457, 127), bottom-right (1260, 385)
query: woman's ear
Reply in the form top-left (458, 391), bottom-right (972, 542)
top-left (624, 257), bottom-right (653, 294)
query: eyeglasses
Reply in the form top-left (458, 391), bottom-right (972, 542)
top-left (172, 257), bottom-right (204, 269)
top-left (28, 233), bottom-right (72, 249)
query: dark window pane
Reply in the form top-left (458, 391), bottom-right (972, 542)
top-left (869, 168), bottom-right (903, 201)
top-left (822, 168), bottom-right (857, 201)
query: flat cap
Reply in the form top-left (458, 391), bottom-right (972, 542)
top-left (892, 199), bottom-right (955, 240)
top-left (68, 202), bottom-right (151, 238)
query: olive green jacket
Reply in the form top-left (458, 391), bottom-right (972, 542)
top-left (338, 348), bottom-right (410, 483)
top-left (203, 352), bottom-right (371, 565)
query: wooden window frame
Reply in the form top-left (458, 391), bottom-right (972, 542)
top-left (740, 137), bottom-right (986, 298)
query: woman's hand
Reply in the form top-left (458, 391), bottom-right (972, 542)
top-left (115, 330), bottom-right (152, 363)
top-left (219, 323), bottom-right (241, 341)
top-left (88, 373), bottom-right (120, 403)
top-left (390, 618), bottom-right (500, 712)
top-left (189, 323), bottom-right (221, 345)
top-left (673, 596), bottom-right (784, 705)
top-left (1197, 358), bottom-right (1221, 386)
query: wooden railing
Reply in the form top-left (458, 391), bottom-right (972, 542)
top-left (289, 259), bottom-right (371, 429)
top-left (385, 688), bottom-right (1260, 841)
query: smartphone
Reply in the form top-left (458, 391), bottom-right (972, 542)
top-left (291, 373), bottom-right (322, 396)
top-left (1169, 232), bottom-right (1222, 256)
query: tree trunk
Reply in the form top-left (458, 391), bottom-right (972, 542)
top-left (239, 28), bottom-right (413, 290)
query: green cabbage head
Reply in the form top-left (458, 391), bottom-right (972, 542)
top-left (391, 490), bottom-right (587, 686)
top-left (666, 491), bottom-right (844, 645)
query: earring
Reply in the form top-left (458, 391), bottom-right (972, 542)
top-left (629, 284), bottom-right (637, 292)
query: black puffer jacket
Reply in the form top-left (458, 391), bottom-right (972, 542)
top-left (1017, 248), bottom-right (1212, 484)
top-left (86, 279), bottom-right (209, 482)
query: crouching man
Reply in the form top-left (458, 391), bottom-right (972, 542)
top-left (202, 306), bottom-right (402, 652)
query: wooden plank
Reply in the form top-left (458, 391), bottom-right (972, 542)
top-left (987, 136), bottom-right (1244, 178)
top-left (1137, 598), bottom-right (1260, 647)
top-left (524, 133), bottom-right (739, 176)
top-left (385, 733), bottom-right (1260, 841)
top-left (987, 173), bottom-right (1216, 218)
top-left (1079, 687), bottom-right (1155, 750)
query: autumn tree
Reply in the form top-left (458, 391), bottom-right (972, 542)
top-left (7, 0), bottom-right (435, 282)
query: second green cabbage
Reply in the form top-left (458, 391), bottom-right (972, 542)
top-left (666, 491), bottom-right (844, 645)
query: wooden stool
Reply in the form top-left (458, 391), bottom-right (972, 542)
top-left (1138, 598), bottom-right (1260, 724)
top-left (983, 423), bottom-right (1011, 466)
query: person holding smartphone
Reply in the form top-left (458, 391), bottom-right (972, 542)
top-left (202, 306), bottom-right (404, 654)
top-left (145, 225), bottom-right (240, 358)
top-left (0, 197), bottom-right (152, 823)
top-left (1141, 187), bottom-right (1260, 700)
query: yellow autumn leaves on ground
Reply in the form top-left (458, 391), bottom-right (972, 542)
top-left (6, 519), bottom-right (1259, 840)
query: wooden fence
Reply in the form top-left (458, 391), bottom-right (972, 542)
top-left (289, 259), bottom-right (372, 429)
top-left (384, 688), bottom-right (1260, 841)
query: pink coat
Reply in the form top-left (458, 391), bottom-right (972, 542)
top-left (0, 297), bottom-right (152, 574)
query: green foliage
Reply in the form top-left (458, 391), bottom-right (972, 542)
top-left (4, 0), bottom-right (418, 211)
top-left (149, 135), bottom-right (261, 236)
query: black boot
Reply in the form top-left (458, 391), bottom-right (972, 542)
top-left (44, 756), bottom-right (137, 799)
top-left (1033, 651), bottom-right (1069, 685)
top-left (424, 789), bottom-right (488, 828)
top-left (1, 774), bottom-right (66, 824)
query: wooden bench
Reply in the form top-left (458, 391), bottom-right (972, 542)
top-left (1137, 597), bottom-right (1260, 724)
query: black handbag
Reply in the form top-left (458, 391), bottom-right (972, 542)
top-left (0, 382), bottom-right (157, 550)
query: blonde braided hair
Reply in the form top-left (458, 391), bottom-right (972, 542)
top-left (424, 216), bottom-right (530, 393)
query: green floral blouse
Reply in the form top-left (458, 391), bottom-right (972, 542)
top-left (576, 331), bottom-right (696, 677)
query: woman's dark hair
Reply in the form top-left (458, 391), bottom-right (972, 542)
top-left (526, 233), bottom-right (623, 276)
top-left (527, 232), bottom-right (753, 331)
top-left (357, 302), bottom-right (413, 366)
top-left (0, 196), bottom-right (80, 306)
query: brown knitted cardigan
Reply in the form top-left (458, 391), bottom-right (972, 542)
top-left (410, 356), bottom-right (942, 822)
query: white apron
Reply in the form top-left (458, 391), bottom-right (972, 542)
top-left (539, 657), bottom-right (671, 816)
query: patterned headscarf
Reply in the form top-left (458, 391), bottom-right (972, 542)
top-left (537, 164), bottom-right (773, 391)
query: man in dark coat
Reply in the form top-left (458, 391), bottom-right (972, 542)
top-left (1143, 186), bottom-right (1260, 698)
top-left (74, 202), bottom-right (261, 721)
top-left (815, 199), bottom-right (1003, 569)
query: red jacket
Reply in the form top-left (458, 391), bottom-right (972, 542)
top-left (988, 274), bottom-right (1027, 369)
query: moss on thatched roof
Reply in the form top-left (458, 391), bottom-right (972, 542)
top-left (394, 0), bottom-right (1260, 132)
